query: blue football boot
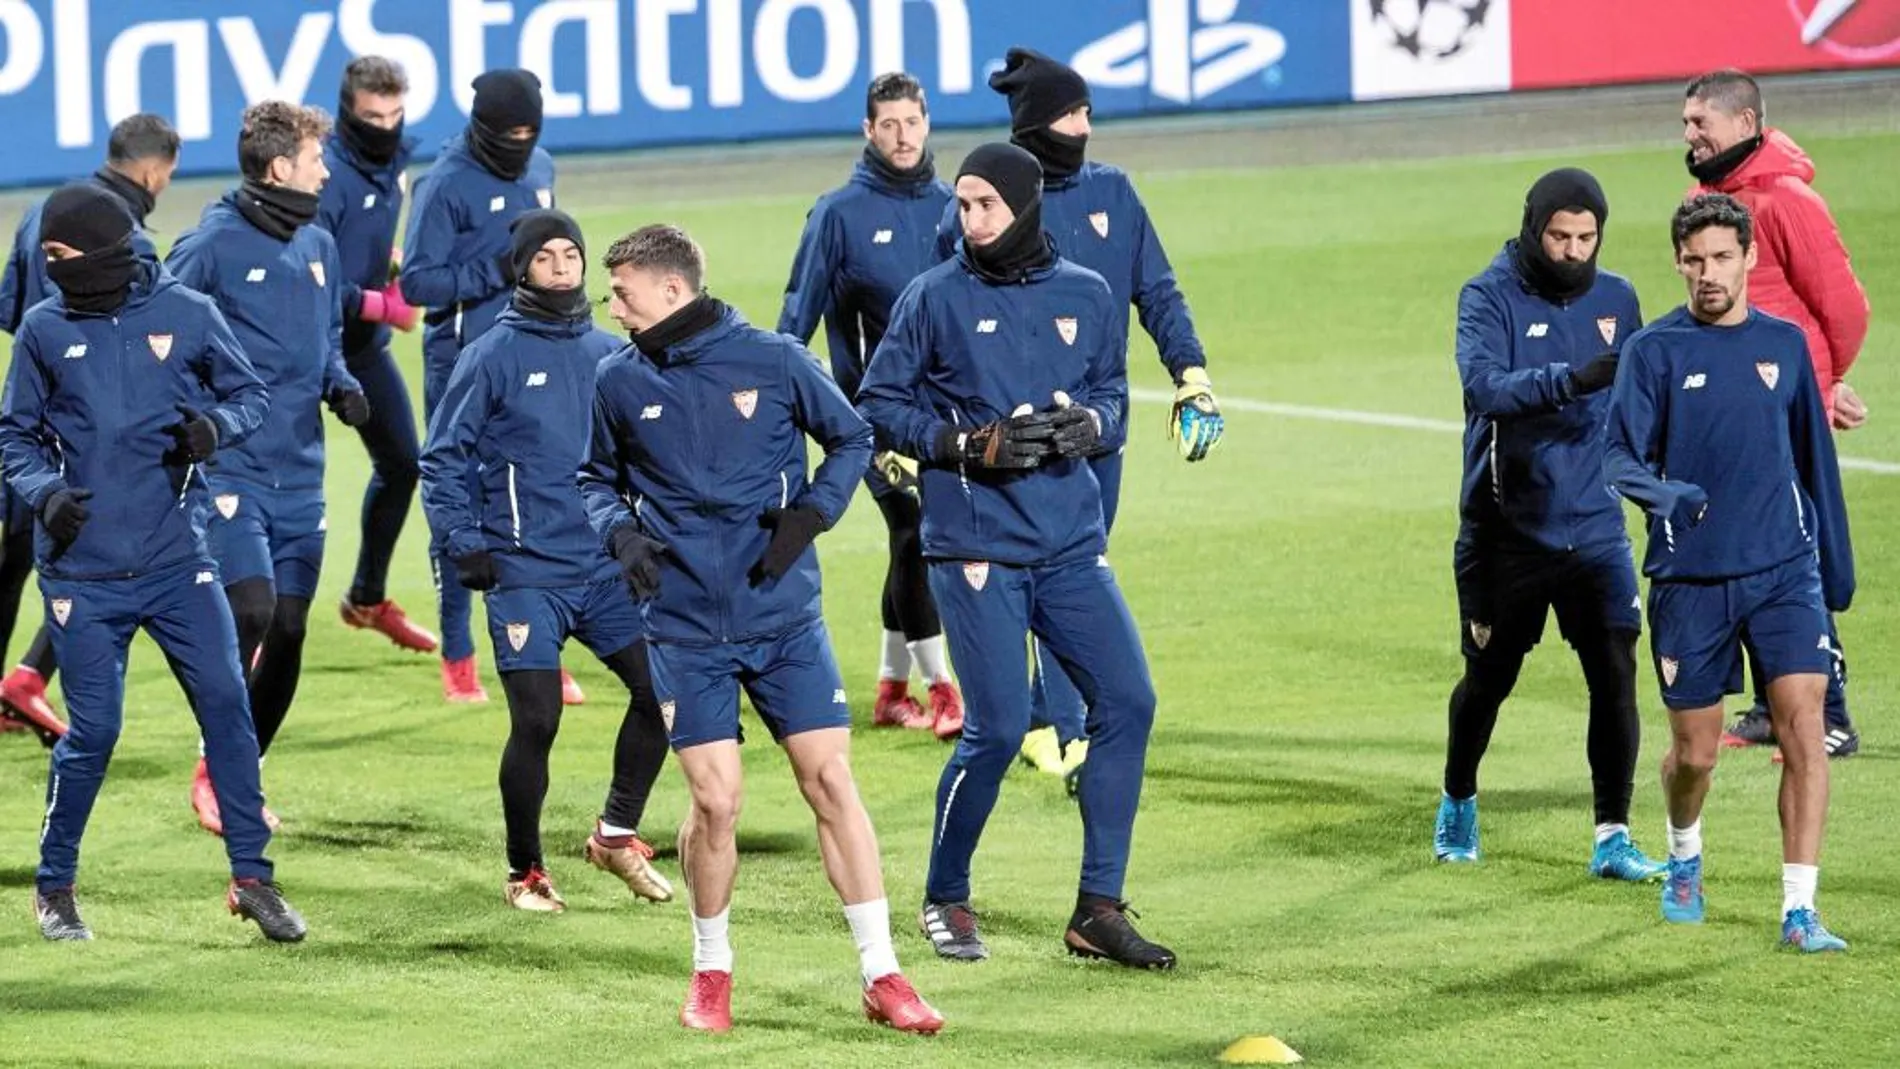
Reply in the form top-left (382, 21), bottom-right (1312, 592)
top-left (1434, 793), bottom-right (1479, 863)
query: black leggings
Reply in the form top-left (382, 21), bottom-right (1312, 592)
top-left (873, 491), bottom-right (940, 641)
top-left (0, 516), bottom-right (55, 678)
top-left (346, 348), bottom-right (421, 607)
top-left (226, 578), bottom-right (310, 757)
top-left (499, 642), bottom-right (669, 875)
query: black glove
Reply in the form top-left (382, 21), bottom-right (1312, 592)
top-left (1570, 351), bottom-right (1620, 395)
top-left (750, 505), bottom-right (827, 585)
top-left (1049, 406), bottom-right (1101, 459)
top-left (453, 550), bottom-right (499, 591)
top-left (39, 488), bottom-right (92, 547)
top-left (609, 525), bottom-right (666, 601)
top-left (934, 412), bottom-right (1058, 470)
top-left (328, 388), bottom-right (372, 427)
top-left (164, 405), bottom-right (219, 463)
top-left (495, 250), bottom-right (516, 285)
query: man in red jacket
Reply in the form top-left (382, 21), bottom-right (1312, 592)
top-left (1681, 68), bottom-right (1868, 757)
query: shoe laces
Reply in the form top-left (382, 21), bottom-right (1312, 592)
top-left (932, 902), bottom-right (980, 940)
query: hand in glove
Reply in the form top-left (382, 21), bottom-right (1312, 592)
top-left (40, 487), bottom-right (93, 547)
top-left (934, 410), bottom-right (1058, 470)
top-left (750, 506), bottom-right (828, 585)
top-left (328, 388), bottom-right (372, 427)
top-left (609, 525), bottom-right (667, 601)
top-left (1169, 367), bottom-right (1224, 462)
top-left (1047, 391), bottom-right (1102, 459)
top-left (165, 405), bottom-right (220, 464)
top-left (1570, 351), bottom-right (1620, 395)
top-left (874, 450), bottom-right (920, 494)
top-left (453, 550), bottom-right (499, 591)
top-left (359, 281), bottom-right (421, 332)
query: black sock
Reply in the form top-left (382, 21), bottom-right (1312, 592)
top-left (1443, 653), bottom-right (1524, 800)
top-left (599, 642), bottom-right (669, 833)
top-left (1576, 629), bottom-right (1640, 828)
top-left (499, 669), bottom-right (564, 875)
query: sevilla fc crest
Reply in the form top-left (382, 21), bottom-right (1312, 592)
top-left (214, 494), bottom-right (240, 519)
top-left (1596, 317), bottom-right (1617, 346)
top-left (963, 561), bottom-right (989, 591)
top-left (1089, 211), bottom-right (1109, 238)
top-left (536, 188), bottom-right (553, 208)
top-left (731, 389), bottom-right (758, 419)
top-left (50, 598), bottom-right (72, 626)
top-left (148, 334), bottom-right (173, 361)
top-left (1756, 361), bottom-right (1780, 389)
top-left (1469, 621), bottom-right (1491, 650)
top-left (1660, 657), bottom-right (1679, 686)
top-left (1054, 317), bottom-right (1078, 346)
top-left (660, 700), bottom-right (677, 733)
top-left (308, 261), bottom-right (326, 288)
top-left (506, 622), bottom-right (530, 652)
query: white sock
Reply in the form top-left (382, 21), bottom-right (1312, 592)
top-left (1782, 863), bottom-right (1818, 916)
top-left (879, 631), bottom-right (912, 683)
top-left (842, 898), bottom-right (900, 984)
top-left (597, 819), bottom-right (635, 839)
top-left (1595, 822), bottom-right (1628, 845)
top-left (692, 908), bottom-right (733, 974)
top-left (1666, 818), bottom-right (1702, 861)
top-left (909, 636), bottom-right (952, 685)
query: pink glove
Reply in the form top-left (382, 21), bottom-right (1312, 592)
top-left (360, 282), bottom-right (420, 332)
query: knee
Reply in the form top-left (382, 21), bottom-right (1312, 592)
top-left (796, 752), bottom-right (862, 817)
top-left (1669, 736), bottom-right (1719, 778)
top-left (58, 718), bottom-right (120, 763)
top-left (1461, 653), bottom-right (1524, 704)
top-left (232, 603), bottom-right (274, 648)
top-left (381, 446), bottom-right (420, 491)
top-left (271, 599), bottom-right (311, 645)
top-left (691, 787), bottom-right (742, 838)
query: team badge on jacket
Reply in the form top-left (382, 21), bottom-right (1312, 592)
top-left (1089, 211), bottom-right (1109, 239)
top-left (215, 494), bottom-right (240, 520)
top-left (506, 622), bottom-right (531, 652)
top-left (50, 598), bottom-right (72, 626)
top-left (536, 188), bottom-right (553, 208)
top-left (963, 561), bottom-right (989, 591)
top-left (1596, 317), bottom-right (1617, 345)
top-left (1054, 317), bottom-right (1078, 346)
top-left (731, 389), bottom-right (758, 419)
top-left (308, 261), bottom-right (325, 288)
top-left (148, 334), bottom-right (173, 361)
top-left (660, 700), bottom-right (676, 733)
top-left (1469, 621), bottom-right (1491, 650)
top-left (1756, 361), bottom-right (1779, 390)
top-left (1660, 657), bottom-right (1679, 686)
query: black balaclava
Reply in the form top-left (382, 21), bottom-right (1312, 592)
top-left (1513, 167), bottom-right (1609, 303)
top-left (234, 177), bottom-right (320, 242)
top-left (989, 48), bottom-right (1091, 183)
top-left (861, 142), bottom-right (937, 192)
top-left (337, 82), bottom-right (405, 167)
top-left (467, 69), bottom-right (543, 181)
top-left (41, 182), bottom-right (140, 315)
top-left (508, 209), bottom-right (591, 323)
top-left (1687, 132), bottom-right (1765, 185)
top-left (91, 167), bottom-right (156, 226)
top-left (956, 142), bottom-right (1056, 284)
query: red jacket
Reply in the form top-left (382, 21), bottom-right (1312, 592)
top-left (1694, 130), bottom-right (1870, 408)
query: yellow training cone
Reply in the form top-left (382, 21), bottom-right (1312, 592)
top-left (1219, 1035), bottom-right (1304, 1064)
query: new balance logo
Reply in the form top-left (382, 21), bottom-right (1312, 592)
top-left (976, 320), bottom-right (997, 333)
top-left (526, 371), bottom-right (548, 387)
top-left (61, 344), bottom-right (86, 359)
top-left (832, 689), bottom-right (848, 705)
top-left (872, 229), bottom-right (893, 244)
top-left (1072, 0), bottom-right (1287, 105)
top-left (1525, 323), bottom-right (1549, 338)
top-left (1684, 373), bottom-right (1707, 390)
top-left (640, 404), bottom-right (663, 420)
top-left (195, 571), bottom-right (215, 585)
top-left (245, 268), bottom-right (266, 283)
top-left (489, 195), bottom-right (506, 212)
top-left (362, 194), bottom-right (377, 210)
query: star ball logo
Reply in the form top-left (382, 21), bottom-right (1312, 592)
top-left (1795, 0), bottom-right (1900, 61)
top-left (1368, 0), bottom-right (1494, 61)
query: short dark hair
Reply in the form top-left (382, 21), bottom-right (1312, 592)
top-left (1672, 192), bottom-right (1754, 252)
top-left (343, 55), bottom-right (409, 100)
top-left (603, 225), bottom-right (705, 292)
top-left (866, 71), bottom-right (928, 121)
top-left (237, 101), bottom-right (332, 180)
top-left (1685, 68), bottom-right (1764, 124)
top-left (106, 113), bottom-right (179, 164)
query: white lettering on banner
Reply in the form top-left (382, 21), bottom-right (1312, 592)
top-left (0, 1), bottom-right (44, 95)
top-left (1073, 0), bottom-right (1286, 105)
top-left (103, 20), bottom-right (212, 141)
top-left (337, 0), bottom-right (439, 122)
top-left (451, 0), bottom-right (515, 117)
top-left (217, 14), bottom-right (333, 110)
top-left (53, 0), bottom-right (90, 148)
top-left (708, 0), bottom-right (744, 107)
top-left (755, 0), bottom-right (858, 104)
top-left (638, 0), bottom-right (697, 111)
top-left (520, 0), bottom-right (620, 119)
top-left (869, 0), bottom-right (972, 94)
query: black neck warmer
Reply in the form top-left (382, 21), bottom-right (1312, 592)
top-left (632, 294), bottom-right (726, 359)
top-left (41, 182), bottom-right (140, 315)
top-left (235, 178), bottom-right (320, 241)
top-left (337, 93), bottom-right (405, 167)
top-left (1513, 167), bottom-right (1609, 303)
top-left (467, 117), bottom-right (537, 181)
top-left (1687, 133), bottom-right (1764, 185)
top-left (92, 168), bottom-right (155, 225)
top-left (1012, 127), bottom-right (1087, 184)
top-left (861, 143), bottom-right (937, 191)
top-left (514, 282), bottom-right (592, 324)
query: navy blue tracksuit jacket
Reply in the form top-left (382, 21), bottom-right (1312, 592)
top-left (318, 131), bottom-right (417, 363)
top-left (857, 252), bottom-right (1128, 566)
top-left (1605, 305), bottom-right (1854, 609)
top-left (0, 178), bottom-right (160, 336)
top-left (579, 304), bottom-right (873, 646)
top-left (399, 135), bottom-right (557, 399)
top-left (1457, 243), bottom-right (1643, 552)
top-left (167, 196), bottom-right (356, 495)
top-left (421, 307), bottom-right (623, 590)
top-left (778, 158), bottom-right (954, 403)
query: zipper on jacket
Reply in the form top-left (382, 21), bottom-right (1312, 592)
top-left (507, 462), bottom-right (523, 547)
top-left (1487, 423), bottom-right (1501, 505)
top-left (1791, 479), bottom-right (1809, 541)
top-left (682, 373), bottom-right (729, 643)
top-left (779, 471), bottom-right (789, 510)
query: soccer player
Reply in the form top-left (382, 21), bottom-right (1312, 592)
top-left (580, 224), bottom-right (940, 1035)
top-left (319, 56), bottom-right (439, 656)
top-left (861, 143), bottom-right (1171, 969)
top-left (166, 101), bottom-right (371, 834)
top-left (1432, 168), bottom-right (1663, 881)
top-left (0, 182), bottom-right (305, 943)
top-left (777, 71), bottom-right (963, 737)
top-left (421, 210), bottom-right (673, 911)
top-left (1679, 69), bottom-right (1869, 757)
top-left (402, 69), bottom-right (566, 705)
top-left (1605, 193), bottom-right (1853, 952)
top-left (938, 49), bottom-right (1224, 777)
top-left (0, 113), bottom-right (180, 742)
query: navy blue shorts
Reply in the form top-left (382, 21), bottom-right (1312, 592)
top-left (205, 481), bottom-right (325, 599)
top-left (483, 577), bottom-right (644, 673)
top-left (1454, 537), bottom-right (1641, 660)
top-left (647, 622), bottom-right (851, 749)
top-left (1649, 555), bottom-right (1834, 711)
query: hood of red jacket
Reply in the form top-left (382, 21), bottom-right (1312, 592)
top-left (1710, 128), bottom-right (1816, 192)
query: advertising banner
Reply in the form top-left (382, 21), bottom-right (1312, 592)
top-left (1349, 0), bottom-right (1512, 102)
